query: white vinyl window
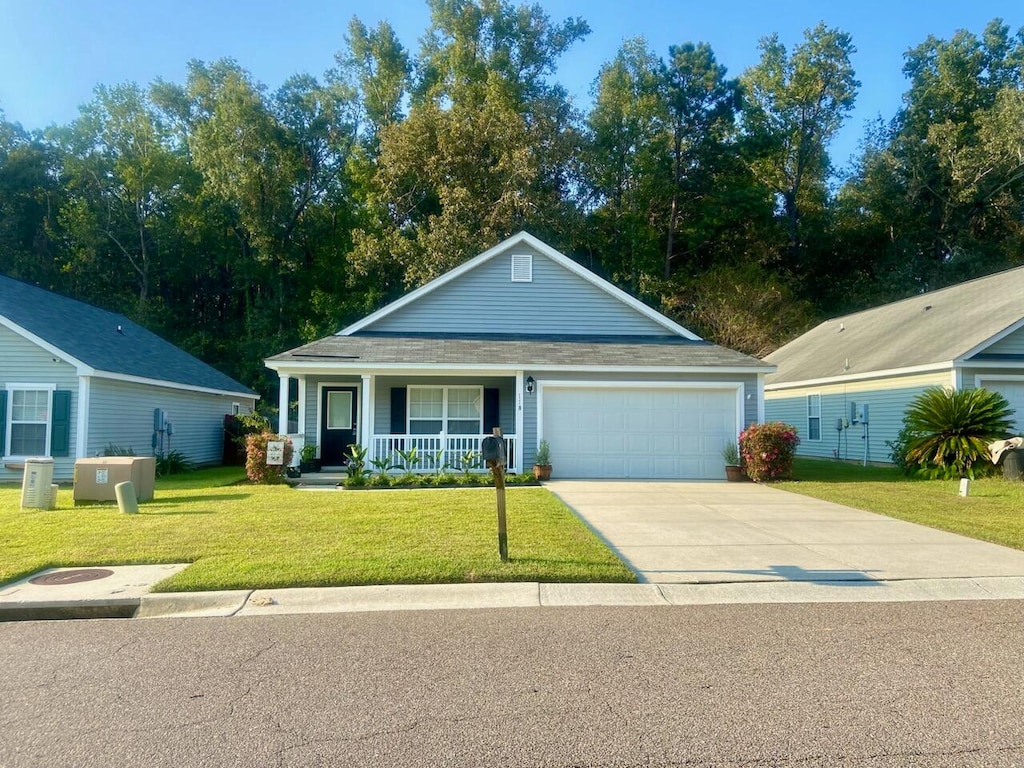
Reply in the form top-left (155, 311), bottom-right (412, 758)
top-left (6, 386), bottom-right (52, 457)
top-left (408, 386), bottom-right (483, 435)
top-left (807, 394), bottom-right (821, 441)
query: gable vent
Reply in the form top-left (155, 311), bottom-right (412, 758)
top-left (511, 253), bottom-right (533, 282)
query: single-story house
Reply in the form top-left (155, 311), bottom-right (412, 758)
top-left (265, 231), bottom-right (773, 479)
top-left (0, 274), bottom-right (258, 481)
top-left (764, 264), bottom-right (1024, 463)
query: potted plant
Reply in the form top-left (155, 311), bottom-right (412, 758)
top-left (721, 441), bottom-right (745, 482)
top-left (533, 440), bottom-right (552, 481)
top-left (299, 443), bottom-right (321, 474)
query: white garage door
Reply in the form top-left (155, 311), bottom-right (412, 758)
top-left (987, 380), bottom-right (1024, 433)
top-left (541, 386), bottom-right (738, 479)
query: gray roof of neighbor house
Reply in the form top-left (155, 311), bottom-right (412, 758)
top-left (266, 333), bottom-right (773, 370)
top-left (765, 264), bottom-right (1024, 386)
top-left (0, 274), bottom-right (256, 396)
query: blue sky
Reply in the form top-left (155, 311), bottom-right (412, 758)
top-left (0, 0), bottom-right (1018, 171)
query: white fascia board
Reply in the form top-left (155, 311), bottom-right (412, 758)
top-left (958, 316), bottom-right (1024, 361)
top-left (266, 361), bottom-right (771, 377)
top-left (336, 231), bottom-right (702, 340)
top-left (765, 361), bottom-right (954, 391)
top-left (957, 359), bottom-right (1024, 370)
top-left (90, 369), bottom-right (259, 399)
top-left (0, 315), bottom-right (93, 374)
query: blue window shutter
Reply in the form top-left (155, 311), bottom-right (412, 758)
top-left (50, 390), bottom-right (71, 457)
top-left (0, 390), bottom-right (6, 455)
top-left (390, 388), bottom-right (407, 434)
top-left (483, 388), bottom-right (500, 432)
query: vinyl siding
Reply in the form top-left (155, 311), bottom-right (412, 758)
top-left (765, 371), bottom-right (951, 462)
top-left (363, 246), bottom-right (670, 336)
top-left (88, 378), bottom-right (255, 467)
top-left (522, 371), bottom-right (759, 467)
top-left (977, 327), bottom-right (1024, 356)
top-left (0, 324), bottom-right (80, 482)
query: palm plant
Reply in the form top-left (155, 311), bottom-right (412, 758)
top-left (903, 387), bottom-right (1015, 479)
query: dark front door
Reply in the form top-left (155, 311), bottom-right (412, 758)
top-left (321, 386), bottom-right (358, 466)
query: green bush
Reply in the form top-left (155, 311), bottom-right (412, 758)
top-left (739, 422), bottom-right (800, 482)
top-left (903, 387), bottom-right (1015, 479)
top-left (245, 432), bottom-right (294, 484)
top-left (156, 450), bottom-right (193, 476)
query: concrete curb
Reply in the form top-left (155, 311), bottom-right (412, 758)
top-left (135, 590), bottom-right (253, 619)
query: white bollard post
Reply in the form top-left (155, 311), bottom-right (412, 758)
top-left (959, 478), bottom-right (970, 497)
top-left (115, 481), bottom-right (139, 514)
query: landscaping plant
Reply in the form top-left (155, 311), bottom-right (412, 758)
top-left (738, 422), bottom-right (800, 481)
top-left (245, 432), bottom-right (294, 484)
top-left (902, 386), bottom-right (1015, 479)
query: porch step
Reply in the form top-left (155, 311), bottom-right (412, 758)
top-left (285, 471), bottom-right (346, 488)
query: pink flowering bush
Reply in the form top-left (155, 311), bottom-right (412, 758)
top-left (738, 422), bottom-right (800, 482)
top-left (245, 431), bottom-right (294, 484)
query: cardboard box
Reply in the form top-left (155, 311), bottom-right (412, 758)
top-left (74, 457), bottom-right (156, 504)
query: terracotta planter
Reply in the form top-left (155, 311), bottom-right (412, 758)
top-left (725, 464), bottom-right (746, 482)
top-left (533, 464), bottom-right (552, 481)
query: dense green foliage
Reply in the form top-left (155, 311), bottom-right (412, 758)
top-left (901, 387), bottom-right (1016, 479)
top-left (1, 3), bottom-right (1023, 401)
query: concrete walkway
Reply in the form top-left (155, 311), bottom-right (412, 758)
top-left (545, 479), bottom-right (1024, 585)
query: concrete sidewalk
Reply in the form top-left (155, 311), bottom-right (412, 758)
top-left (545, 480), bottom-right (1024, 584)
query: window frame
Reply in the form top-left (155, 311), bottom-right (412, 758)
top-left (806, 393), bottom-right (822, 442)
top-left (407, 385), bottom-right (484, 436)
top-left (4, 383), bottom-right (55, 459)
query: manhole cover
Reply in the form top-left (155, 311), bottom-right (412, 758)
top-left (29, 568), bottom-right (115, 586)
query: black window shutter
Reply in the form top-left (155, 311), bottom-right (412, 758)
top-left (50, 390), bottom-right (72, 457)
top-left (0, 390), bottom-right (6, 454)
top-left (483, 388), bottom-right (500, 432)
top-left (390, 388), bottom-right (407, 434)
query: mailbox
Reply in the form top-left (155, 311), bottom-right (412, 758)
top-left (481, 435), bottom-right (506, 464)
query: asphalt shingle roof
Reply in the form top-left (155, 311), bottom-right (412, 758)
top-left (765, 265), bottom-right (1024, 385)
top-left (0, 274), bottom-right (255, 395)
top-left (267, 333), bottom-right (772, 369)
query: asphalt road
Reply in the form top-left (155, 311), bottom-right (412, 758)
top-left (2, 601), bottom-right (1023, 767)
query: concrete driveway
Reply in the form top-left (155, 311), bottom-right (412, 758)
top-left (546, 480), bottom-right (1024, 586)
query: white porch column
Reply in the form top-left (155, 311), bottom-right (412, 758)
top-left (76, 375), bottom-right (91, 458)
top-left (515, 370), bottom-right (525, 471)
top-left (296, 375), bottom-right (307, 437)
top-left (360, 374), bottom-right (373, 450)
top-left (278, 373), bottom-right (290, 434)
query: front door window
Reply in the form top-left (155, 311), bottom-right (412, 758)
top-left (327, 391), bottom-right (353, 430)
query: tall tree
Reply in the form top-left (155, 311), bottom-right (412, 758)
top-left (741, 23), bottom-right (858, 267)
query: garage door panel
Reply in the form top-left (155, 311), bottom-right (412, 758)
top-left (989, 381), bottom-right (1024, 433)
top-left (542, 386), bottom-right (738, 479)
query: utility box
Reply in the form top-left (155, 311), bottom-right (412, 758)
top-left (74, 457), bottom-right (156, 504)
top-left (21, 457), bottom-right (55, 510)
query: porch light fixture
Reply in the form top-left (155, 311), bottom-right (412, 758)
top-left (526, 376), bottom-right (535, 394)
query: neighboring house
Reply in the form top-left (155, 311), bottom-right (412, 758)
top-left (0, 274), bottom-right (258, 481)
top-left (764, 265), bottom-right (1024, 464)
top-left (265, 232), bottom-right (773, 479)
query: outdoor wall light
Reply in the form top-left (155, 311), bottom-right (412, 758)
top-left (526, 376), bottom-right (536, 394)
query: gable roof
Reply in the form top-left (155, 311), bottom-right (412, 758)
top-left (339, 231), bottom-right (701, 340)
top-left (0, 274), bottom-right (256, 397)
top-left (765, 264), bottom-right (1024, 386)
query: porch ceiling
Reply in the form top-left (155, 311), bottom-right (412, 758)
top-left (266, 334), bottom-right (773, 371)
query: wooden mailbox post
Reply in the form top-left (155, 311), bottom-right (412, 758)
top-left (481, 427), bottom-right (508, 562)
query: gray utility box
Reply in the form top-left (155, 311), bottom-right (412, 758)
top-left (74, 457), bottom-right (156, 504)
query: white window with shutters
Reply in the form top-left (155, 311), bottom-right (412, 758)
top-left (511, 253), bottom-right (533, 282)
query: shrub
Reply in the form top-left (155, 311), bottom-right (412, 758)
top-left (156, 450), bottom-right (193, 476)
top-left (903, 387), bottom-right (1015, 479)
top-left (739, 422), bottom-right (800, 482)
top-left (102, 444), bottom-right (136, 457)
top-left (245, 432), bottom-right (294, 484)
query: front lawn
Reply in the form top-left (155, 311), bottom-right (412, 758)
top-left (0, 469), bottom-right (635, 591)
top-left (777, 458), bottom-right (1024, 551)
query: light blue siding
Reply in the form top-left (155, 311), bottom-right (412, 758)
top-left (364, 245), bottom-right (670, 336)
top-left (88, 378), bottom-right (255, 468)
top-left (978, 327), bottom-right (1024, 356)
top-left (766, 378), bottom-right (947, 463)
top-left (0, 325), bottom-right (79, 482)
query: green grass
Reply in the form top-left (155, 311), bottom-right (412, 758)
top-left (777, 457), bottom-right (1024, 551)
top-left (0, 468), bottom-right (635, 592)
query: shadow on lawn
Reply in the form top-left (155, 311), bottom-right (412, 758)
top-left (146, 493), bottom-right (252, 505)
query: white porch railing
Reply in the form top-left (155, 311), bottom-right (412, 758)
top-left (371, 434), bottom-right (518, 473)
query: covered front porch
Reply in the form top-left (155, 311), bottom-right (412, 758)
top-left (276, 371), bottom-right (527, 473)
